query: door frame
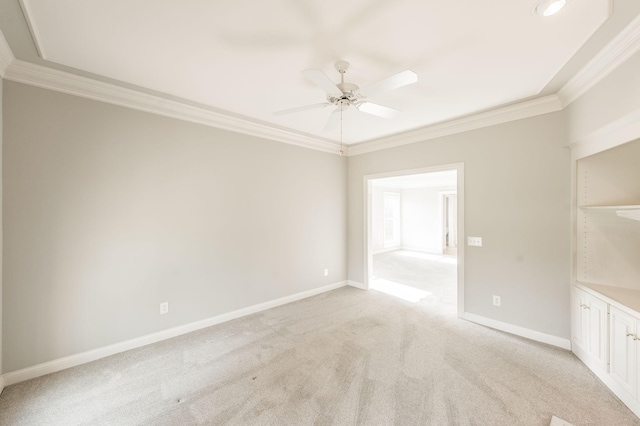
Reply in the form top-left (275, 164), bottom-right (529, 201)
top-left (363, 163), bottom-right (465, 317)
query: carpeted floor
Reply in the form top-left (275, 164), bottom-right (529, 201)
top-left (1, 252), bottom-right (638, 425)
top-left (372, 250), bottom-right (458, 313)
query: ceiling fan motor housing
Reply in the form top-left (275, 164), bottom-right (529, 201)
top-left (328, 82), bottom-right (361, 108)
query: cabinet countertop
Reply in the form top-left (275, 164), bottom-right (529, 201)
top-left (575, 282), bottom-right (640, 316)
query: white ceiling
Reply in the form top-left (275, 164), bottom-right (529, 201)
top-left (16, 0), bottom-right (611, 145)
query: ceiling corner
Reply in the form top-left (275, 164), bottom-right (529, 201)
top-left (18, 0), bottom-right (46, 59)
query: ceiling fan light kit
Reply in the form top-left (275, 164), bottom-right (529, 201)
top-left (274, 60), bottom-right (418, 141)
top-left (535, 0), bottom-right (568, 17)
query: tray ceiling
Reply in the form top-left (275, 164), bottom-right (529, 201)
top-left (16, 0), bottom-right (612, 145)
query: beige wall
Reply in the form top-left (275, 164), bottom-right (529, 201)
top-left (1, 76), bottom-right (3, 375)
top-left (348, 112), bottom-right (572, 339)
top-left (401, 186), bottom-right (456, 254)
top-left (2, 81), bottom-right (347, 372)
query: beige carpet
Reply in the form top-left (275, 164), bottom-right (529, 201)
top-left (1, 254), bottom-right (638, 424)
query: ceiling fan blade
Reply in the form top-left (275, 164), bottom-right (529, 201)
top-left (357, 102), bottom-right (400, 119)
top-left (324, 109), bottom-right (341, 132)
top-left (302, 69), bottom-right (342, 95)
top-left (359, 70), bottom-right (418, 98)
top-left (273, 102), bottom-right (330, 116)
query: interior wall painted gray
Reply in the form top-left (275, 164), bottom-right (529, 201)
top-left (348, 112), bottom-right (572, 339)
top-left (2, 81), bottom-right (347, 373)
top-left (1, 76), bottom-right (4, 375)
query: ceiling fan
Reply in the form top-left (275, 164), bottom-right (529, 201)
top-left (274, 60), bottom-right (418, 132)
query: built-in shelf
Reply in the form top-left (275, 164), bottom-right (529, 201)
top-left (579, 205), bottom-right (640, 221)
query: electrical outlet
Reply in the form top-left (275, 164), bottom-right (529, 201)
top-left (324, 269), bottom-right (329, 277)
top-left (160, 302), bottom-right (169, 315)
top-left (493, 295), bottom-right (501, 307)
top-left (468, 236), bottom-right (483, 247)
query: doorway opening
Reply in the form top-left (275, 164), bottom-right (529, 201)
top-left (364, 164), bottom-right (464, 316)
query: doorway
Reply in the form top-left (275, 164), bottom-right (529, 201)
top-left (364, 164), bottom-right (464, 316)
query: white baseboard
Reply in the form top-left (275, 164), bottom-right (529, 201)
top-left (0, 374), bottom-right (5, 395)
top-left (2, 281), bottom-right (347, 387)
top-left (348, 280), bottom-right (367, 290)
top-left (462, 312), bottom-right (571, 350)
top-left (399, 246), bottom-right (443, 255)
top-left (372, 247), bottom-right (399, 255)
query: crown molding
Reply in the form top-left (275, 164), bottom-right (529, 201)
top-left (569, 108), bottom-right (640, 160)
top-left (2, 10), bottom-right (638, 157)
top-left (3, 58), bottom-right (343, 155)
top-left (558, 14), bottom-right (640, 107)
top-left (347, 95), bottom-right (563, 156)
top-left (0, 30), bottom-right (15, 78)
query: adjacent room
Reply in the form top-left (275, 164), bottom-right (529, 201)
top-left (368, 170), bottom-right (459, 312)
top-left (1, 0), bottom-right (640, 424)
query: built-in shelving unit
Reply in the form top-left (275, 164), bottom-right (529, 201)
top-left (571, 138), bottom-right (640, 419)
top-left (580, 204), bottom-right (640, 222)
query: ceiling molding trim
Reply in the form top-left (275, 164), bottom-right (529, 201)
top-left (568, 108), bottom-right (640, 160)
top-left (18, 0), bottom-right (46, 58)
top-left (558, 14), bottom-right (640, 107)
top-left (3, 59), bottom-right (343, 155)
top-left (0, 30), bottom-right (16, 78)
top-left (347, 95), bottom-right (563, 156)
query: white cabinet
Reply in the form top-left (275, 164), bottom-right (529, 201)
top-left (610, 306), bottom-right (639, 397)
top-left (571, 286), bottom-right (608, 372)
top-left (571, 284), bottom-right (640, 419)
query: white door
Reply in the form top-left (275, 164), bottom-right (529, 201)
top-left (571, 287), bottom-right (588, 352)
top-left (587, 295), bottom-right (609, 371)
top-left (610, 306), bottom-right (636, 396)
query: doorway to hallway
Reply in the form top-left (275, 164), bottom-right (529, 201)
top-left (365, 165), bottom-right (464, 316)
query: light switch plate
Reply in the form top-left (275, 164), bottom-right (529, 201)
top-left (467, 236), bottom-right (483, 247)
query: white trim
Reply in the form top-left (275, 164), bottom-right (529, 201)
top-left (1, 281), bottom-right (347, 387)
top-left (18, 0), bottom-right (46, 58)
top-left (0, 375), bottom-right (5, 395)
top-left (0, 10), bottom-right (637, 157)
top-left (0, 30), bottom-right (15, 78)
top-left (559, 14), bottom-right (640, 108)
top-left (372, 247), bottom-right (400, 255)
top-left (2, 59), bottom-right (343, 155)
top-left (348, 280), bottom-right (367, 290)
top-left (569, 109), bottom-right (640, 160)
top-left (348, 95), bottom-right (562, 156)
top-left (462, 312), bottom-right (572, 350)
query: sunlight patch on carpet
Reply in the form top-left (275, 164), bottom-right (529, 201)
top-left (550, 415), bottom-right (574, 426)
top-left (371, 278), bottom-right (432, 303)
top-left (396, 250), bottom-right (457, 264)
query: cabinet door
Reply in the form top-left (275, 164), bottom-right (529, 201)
top-left (571, 287), bottom-right (589, 352)
top-left (610, 306), bottom-right (636, 396)
top-left (587, 295), bottom-right (609, 371)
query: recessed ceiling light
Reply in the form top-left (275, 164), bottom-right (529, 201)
top-left (535, 0), bottom-right (567, 17)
